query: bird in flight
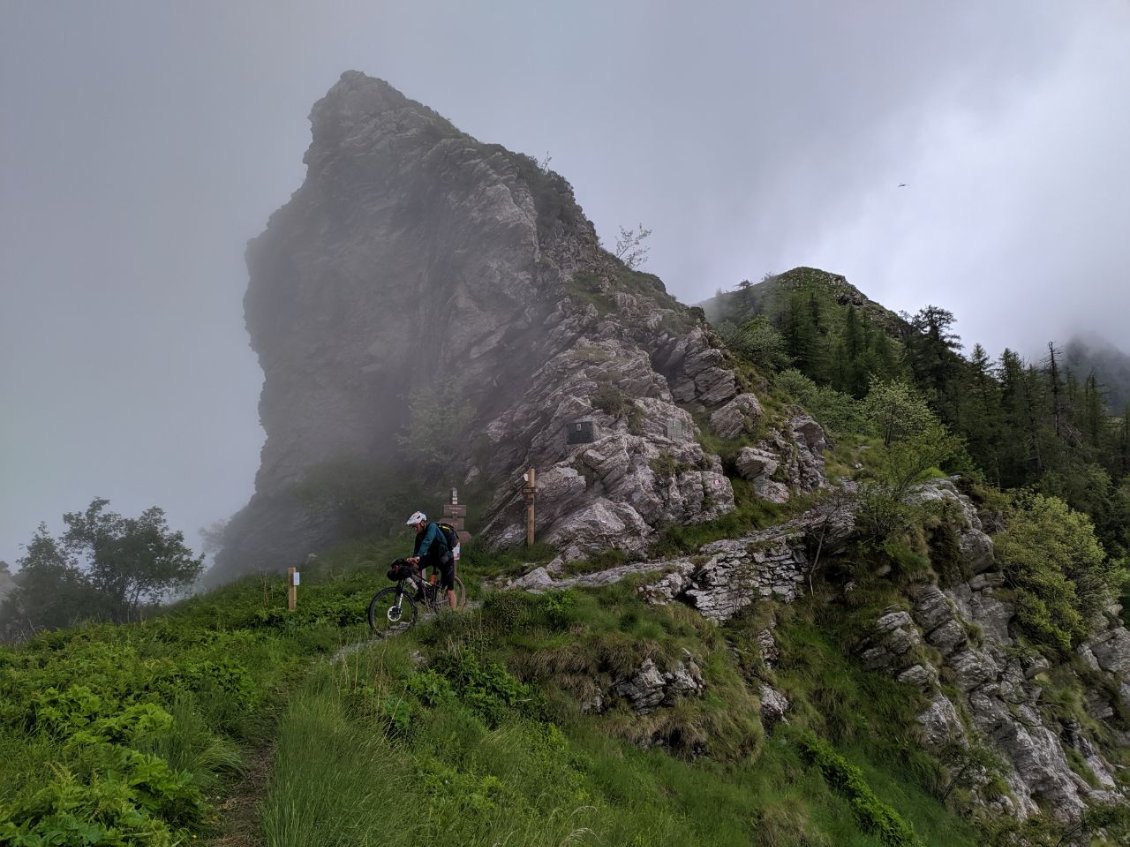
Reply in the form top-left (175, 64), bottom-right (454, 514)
top-left (898, 183), bottom-right (908, 188)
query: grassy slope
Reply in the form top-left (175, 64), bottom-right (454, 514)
top-left (259, 575), bottom-right (975, 847)
top-left (0, 538), bottom-right (980, 847)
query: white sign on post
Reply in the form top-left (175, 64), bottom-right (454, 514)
top-left (292, 571), bottom-right (300, 586)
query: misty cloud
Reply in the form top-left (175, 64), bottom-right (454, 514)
top-left (2, 0), bottom-right (1128, 564)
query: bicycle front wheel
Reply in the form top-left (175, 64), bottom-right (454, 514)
top-left (368, 587), bottom-right (417, 636)
top-left (453, 576), bottom-right (467, 610)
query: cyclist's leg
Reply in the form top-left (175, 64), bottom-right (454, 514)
top-left (409, 567), bottom-right (427, 599)
top-left (439, 561), bottom-right (458, 610)
top-left (452, 547), bottom-right (465, 608)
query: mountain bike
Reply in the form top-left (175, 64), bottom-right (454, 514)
top-left (368, 563), bottom-right (466, 637)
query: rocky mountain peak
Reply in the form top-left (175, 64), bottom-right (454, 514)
top-left (215, 73), bottom-right (803, 579)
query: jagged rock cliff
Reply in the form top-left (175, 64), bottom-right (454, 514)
top-left (217, 72), bottom-right (754, 577)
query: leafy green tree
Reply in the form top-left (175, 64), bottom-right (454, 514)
top-left (1111, 477), bottom-right (1130, 561)
top-left (774, 369), bottom-right (863, 437)
top-left (2, 500), bottom-right (204, 632)
top-left (1117, 407), bottom-right (1130, 478)
top-left (903, 306), bottom-right (962, 422)
top-left (719, 315), bottom-right (791, 371)
top-left (856, 379), bottom-right (963, 537)
top-left (877, 422), bottom-right (962, 498)
top-left (861, 379), bottom-right (937, 448)
top-left (1038, 464), bottom-right (1116, 546)
top-left (995, 492), bottom-right (1124, 651)
top-left (833, 307), bottom-right (874, 397)
top-left (957, 342), bottom-right (1006, 486)
top-left (996, 349), bottom-right (1043, 485)
top-left (779, 290), bottom-right (830, 381)
top-left (59, 499), bottom-right (204, 622)
top-left (0, 524), bottom-right (104, 637)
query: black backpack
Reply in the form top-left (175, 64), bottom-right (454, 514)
top-left (437, 523), bottom-right (459, 560)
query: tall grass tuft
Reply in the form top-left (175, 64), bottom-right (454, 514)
top-left (261, 664), bottom-right (408, 847)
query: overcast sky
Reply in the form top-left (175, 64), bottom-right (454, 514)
top-left (2, 0), bottom-right (1129, 566)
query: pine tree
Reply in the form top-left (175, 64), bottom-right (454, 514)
top-left (905, 306), bottom-right (963, 425)
top-left (962, 343), bottom-right (1005, 486)
top-left (997, 349), bottom-right (1041, 485)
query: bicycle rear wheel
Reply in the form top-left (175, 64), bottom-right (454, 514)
top-left (368, 586), bottom-right (417, 636)
top-left (429, 577), bottom-right (466, 612)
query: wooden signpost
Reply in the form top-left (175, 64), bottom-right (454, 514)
top-left (442, 488), bottom-right (469, 576)
top-left (522, 467), bottom-right (537, 546)
top-left (287, 566), bottom-right (299, 611)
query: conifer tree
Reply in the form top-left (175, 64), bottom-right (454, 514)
top-left (996, 349), bottom-right (1039, 486)
top-left (961, 343), bottom-right (1005, 485)
top-left (904, 306), bottom-right (963, 425)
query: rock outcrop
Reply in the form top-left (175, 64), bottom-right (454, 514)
top-left (507, 477), bottom-right (1129, 826)
top-left (734, 413), bottom-right (831, 504)
top-left (610, 655), bottom-right (705, 714)
top-left (217, 72), bottom-right (751, 577)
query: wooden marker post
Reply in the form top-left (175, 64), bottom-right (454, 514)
top-left (287, 566), bottom-right (299, 611)
top-left (522, 467), bottom-right (537, 546)
top-left (442, 489), bottom-right (468, 577)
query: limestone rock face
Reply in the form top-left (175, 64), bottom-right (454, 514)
top-left (916, 693), bottom-right (966, 747)
top-left (759, 684), bottom-right (790, 724)
top-left (710, 393), bottom-right (763, 439)
top-left (505, 478), bottom-right (1128, 825)
top-left (735, 415), bottom-right (831, 503)
top-left (217, 72), bottom-right (745, 575)
top-left (1088, 627), bottom-right (1130, 676)
top-left (858, 609), bottom-right (923, 673)
top-left (638, 504), bottom-right (855, 622)
top-left (908, 478), bottom-right (995, 573)
top-left (612, 656), bottom-right (705, 714)
top-left (889, 556), bottom-right (1126, 823)
top-left (474, 331), bottom-right (737, 559)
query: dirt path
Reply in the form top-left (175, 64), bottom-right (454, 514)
top-left (206, 742), bottom-right (275, 847)
top-left (208, 596), bottom-right (485, 842)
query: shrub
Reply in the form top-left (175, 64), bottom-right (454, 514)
top-left (799, 734), bottom-right (924, 847)
top-left (650, 451), bottom-right (688, 480)
top-left (592, 382), bottom-right (643, 434)
top-left (431, 651), bottom-right (542, 727)
top-left (995, 492), bottom-right (1124, 651)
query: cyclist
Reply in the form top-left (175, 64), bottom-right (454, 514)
top-left (405, 510), bottom-right (458, 611)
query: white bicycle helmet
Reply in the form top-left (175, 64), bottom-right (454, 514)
top-left (406, 511), bottom-right (427, 525)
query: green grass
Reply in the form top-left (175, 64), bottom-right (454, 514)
top-left (0, 542), bottom-right (392, 845)
top-left (0, 539), bottom-right (1018, 847)
top-left (254, 579), bottom-right (979, 847)
top-left (261, 664), bottom-right (409, 847)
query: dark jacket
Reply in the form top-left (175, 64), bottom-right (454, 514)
top-left (413, 521), bottom-right (450, 566)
